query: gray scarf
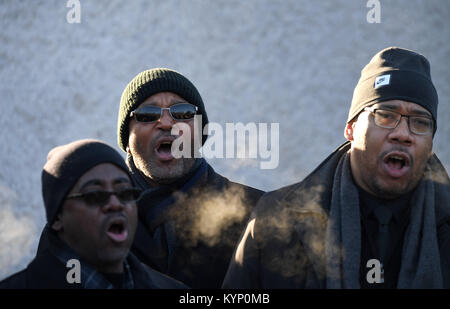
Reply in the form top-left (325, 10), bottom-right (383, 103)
top-left (325, 151), bottom-right (443, 288)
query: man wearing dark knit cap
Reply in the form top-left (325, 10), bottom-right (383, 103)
top-left (0, 139), bottom-right (187, 289)
top-left (117, 68), bottom-right (264, 288)
top-left (223, 47), bottom-right (450, 289)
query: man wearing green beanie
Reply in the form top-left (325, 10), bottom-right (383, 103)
top-left (223, 47), bottom-right (450, 289)
top-left (117, 68), bottom-right (264, 288)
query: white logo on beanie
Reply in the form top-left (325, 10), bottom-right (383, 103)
top-left (374, 74), bottom-right (391, 89)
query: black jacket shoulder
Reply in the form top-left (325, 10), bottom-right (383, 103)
top-left (128, 253), bottom-right (188, 289)
top-left (0, 269), bottom-right (27, 289)
top-left (251, 143), bottom-right (351, 226)
top-left (0, 250), bottom-right (188, 289)
top-left (0, 250), bottom-right (78, 289)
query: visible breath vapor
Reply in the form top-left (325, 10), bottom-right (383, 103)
top-left (248, 184), bottom-right (343, 282)
top-left (0, 184), bottom-right (36, 280)
top-left (168, 185), bottom-right (250, 248)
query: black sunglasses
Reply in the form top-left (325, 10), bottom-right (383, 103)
top-left (130, 103), bottom-right (198, 123)
top-left (66, 188), bottom-right (142, 207)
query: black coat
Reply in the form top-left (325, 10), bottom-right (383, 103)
top-left (131, 161), bottom-right (264, 288)
top-left (222, 142), bottom-right (450, 288)
top-left (0, 227), bottom-right (187, 289)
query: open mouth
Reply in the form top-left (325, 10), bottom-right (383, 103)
top-left (155, 138), bottom-right (175, 161)
top-left (106, 217), bottom-right (128, 243)
top-left (382, 152), bottom-right (411, 178)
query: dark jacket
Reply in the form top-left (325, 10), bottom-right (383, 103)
top-left (222, 142), bottom-right (450, 288)
top-left (0, 226), bottom-right (187, 289)
top-left (130, 159), bottom-right (264, 288)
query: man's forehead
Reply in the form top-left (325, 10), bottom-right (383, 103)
top-left (80, 177), bottom-right (130, 188)
top-left (75, 164), bottom-right (131, 189)
top-left (139, 92), bottom-right (186, 106)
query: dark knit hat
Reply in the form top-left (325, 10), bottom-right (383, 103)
top-left (348, 47), bottom-right (438, 130)
top-left (42, 139), bottom-right (130, 225)
top-left (117, 68), bottom-right (209, 151)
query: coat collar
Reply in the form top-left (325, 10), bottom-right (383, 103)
top-left (283, 142), bottom-right (351, 216)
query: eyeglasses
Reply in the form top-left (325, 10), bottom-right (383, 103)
top-left (364, 106), bottom-right (434, 135)
top-left (66, 188), bottom-right (142, 207)
top-left (130, 103), bottom-right (198, 123)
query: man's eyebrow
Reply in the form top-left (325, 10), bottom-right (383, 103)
top-left (79, 179), bottom-right (103, 191)
top-left (409, 108), bottom-right (432, 117)
top-left (142, 100), bottom-right (187, 107)
top-left (140, 101), bottom-right (157, 107)
top-left (79, 177), bottom-right (131, 191)
top-left (377, 104), bottom-right (432, 117)
top-left (377, 104), bottom-right (398, 111)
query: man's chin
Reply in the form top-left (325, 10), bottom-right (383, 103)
top-left (148, 166), bottom-right (186, 184)
top-left (373, 181), bottom-right (412, 199)
top-left (97, 247), bottom-right (129, 265)
top-left (152, 175), bottom-right (181, 185)
top-left (150, 159), bottom-right (196, 183)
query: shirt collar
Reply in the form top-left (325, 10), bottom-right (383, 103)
top-left (358, 187), bottom-right (413, 224)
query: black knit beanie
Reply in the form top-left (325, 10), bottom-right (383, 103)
top-left (117, 68), bottom-right (209, 152)
top-left (42, 139), bottom-right (130, 225)
top-left (348, 47), bottom-right (438, 131)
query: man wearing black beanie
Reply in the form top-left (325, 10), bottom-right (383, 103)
top-left (0, 139), bottom-right (187, 289)
top-left (117, 68), bottom-right (264, 288)
top-left (223, 47), bottom-right (450, 289)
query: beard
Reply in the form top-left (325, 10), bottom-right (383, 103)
top-left (133, 153), bottom-right (197, 185)
top-left (352, 147), bottom-right (427, 200)
top-left (130, 132), bottom-right (197, 185)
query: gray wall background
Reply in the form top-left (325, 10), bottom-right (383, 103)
top-left (1, 0), bottom-right (449, 280)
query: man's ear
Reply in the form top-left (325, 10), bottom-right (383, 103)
top-left (51, 213), bottom-right (63, 232)
top-left (344, 121), bottom-right (355, 141)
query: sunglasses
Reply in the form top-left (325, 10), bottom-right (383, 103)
top-left (130, 103), bottom-right (198, 123)
top-left (66, 188), bottom-right (142, 207)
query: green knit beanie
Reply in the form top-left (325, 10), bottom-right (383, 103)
top-left (117, 68), bottom-right (209, 151)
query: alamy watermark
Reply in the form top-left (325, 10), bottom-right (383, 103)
top-left (179, 292), bottom-right (270, 306)
top-left (366, 259), bottom-right (384, 284)
top-left (366, 0), bottom-right (381, 23)
top-left (66, 258), bottom-right (81, 284)
top-left (67, 1), bottom-right (381, 25)
top-left (66, 0), bottom-right (81, 24)
top-left (171, 116), bottom-right (279, 170)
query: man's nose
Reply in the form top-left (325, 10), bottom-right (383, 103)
top-left (102, 193), bottom-right (125, 213)
top-left (388, 116), bottom-right (413, 145)
top-left (157, 109), bottom-right (175, 129)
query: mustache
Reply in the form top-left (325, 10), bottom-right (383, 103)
top-left (100, 213), bottom-right (127, 231)
top-left (150, 131), bottom-right (182, 147)
top-left (378, 146), bottom-right (414, 165)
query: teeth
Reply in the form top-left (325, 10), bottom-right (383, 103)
top-left (390, 155), bottom-right (404, 161)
